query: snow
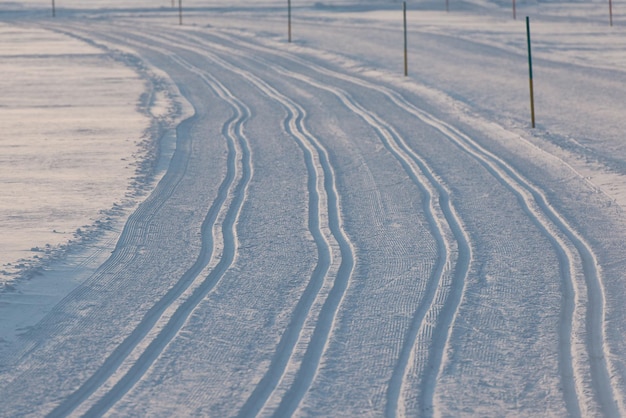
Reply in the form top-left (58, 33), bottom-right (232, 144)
top-left (0, 24), bottom-right (149, 285)
top-left (1, 0), bottom-right (626, 416)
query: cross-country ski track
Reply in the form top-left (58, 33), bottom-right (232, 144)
top-left (2, 5), bottom-right (626, 417)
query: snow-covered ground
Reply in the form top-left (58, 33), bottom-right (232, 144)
top-left (1, 0), bottom-right (626, 416)
top-left (0, 23), bottom-right (151, 285)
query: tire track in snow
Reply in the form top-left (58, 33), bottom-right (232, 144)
top-left (45, 30), bottom-right (253, 417)
top-left (170, 28), bottom-right (621, 417)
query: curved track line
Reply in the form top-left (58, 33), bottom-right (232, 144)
top-left (45, 22), bottom-right (622, 417)
top-left (83, 55), bottom-right (253, 416)
top-left (388, 92), bottom-right (616, 418)
top-left (233, 70), bottom-right (335, 418)
top-left (181, 29), bottom-right (620, 417)
top-left (45, 32), bottom-right (252, 417)
top-left (212, 61), bottom-right (355, 418)
top-left (291, 56), bottom-right (589, 416)
top-left (265, 64), bottom-right (471, 418)
top-left (94, 26), bottom-right (353, 417)
top-left (17, 110), bottom-right (198, 360)
top-left (155, 27), bottom-right (470, 417)
top-left (168, 40), bottom-right (356, 417)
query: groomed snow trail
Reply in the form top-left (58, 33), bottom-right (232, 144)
top-left (46, 37), bottom-right (254, 416)
top-left (165, 26), bottom-right (620, 417)
top-left (1, 4), bottom-right (625, 417)
top-left (138, 27), bottom-right (465, 417)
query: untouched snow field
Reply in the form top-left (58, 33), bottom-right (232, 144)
top-left (2, 0), bottom-right (626, 416)
top-left (0, 23), bottom-right (151, 285)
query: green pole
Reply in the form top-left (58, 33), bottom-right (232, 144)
top-left (403, 1), bottom-right (408, 76)
top-left (526, 16), bottom-right (535, 128)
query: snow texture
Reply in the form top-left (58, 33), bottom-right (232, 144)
top-left (1, 0), bottom-right (626, 416)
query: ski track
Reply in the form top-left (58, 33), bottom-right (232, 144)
top-left (124, 29), bottom-right (353, 418)
top-left (7, 17), bottom-right (621, 417)
top-left (263, 64), bottom-right (470, 418)
top-left (191, 44), bottom-right (357, 418)
top-left (40, 27), bottom-right (253, 417)
top-left (40, 23), bottom-right (351, 417)
top-left (142, 31), bottom-right (359, 417)
top-left (96, 27), bottom-right (345, 417)
top-left (85, 57), bottom-right (253, 417)
top-left (161, 25), bottom-right (619, 416)
top-left (6, 78), bottom-right (199, 385)
top-left (151, 27), bottom-right (465, 417)
top-left (163, 28), bottom-right (469, 417)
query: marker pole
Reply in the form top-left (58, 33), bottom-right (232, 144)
top-left (403, 1), bottom-right (408, 76)
top-left (288, 0), bottom-right (292, 42)
top-left (526, 16), bottom-right (536, 128)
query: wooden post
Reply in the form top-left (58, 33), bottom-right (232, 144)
top-left (403, 2), bottom-right (408, 76)
top-left (609, 0), bottom-right (613, 26)
top-left (512, 0), bottom-right (516, 20)
top-left (52, 0), bottom-right (55, 17)
top-left (526, 16), bottom-right (535, 128)
top-left (178, 0), bottom-right (183, 25)
top-left (288, 0), bottom-right (292, 42)
top-left (445, 0), bottom-right (449, 12)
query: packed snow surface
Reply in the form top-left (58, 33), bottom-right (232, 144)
top-left (1, 0), bottom-right (626, 416)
